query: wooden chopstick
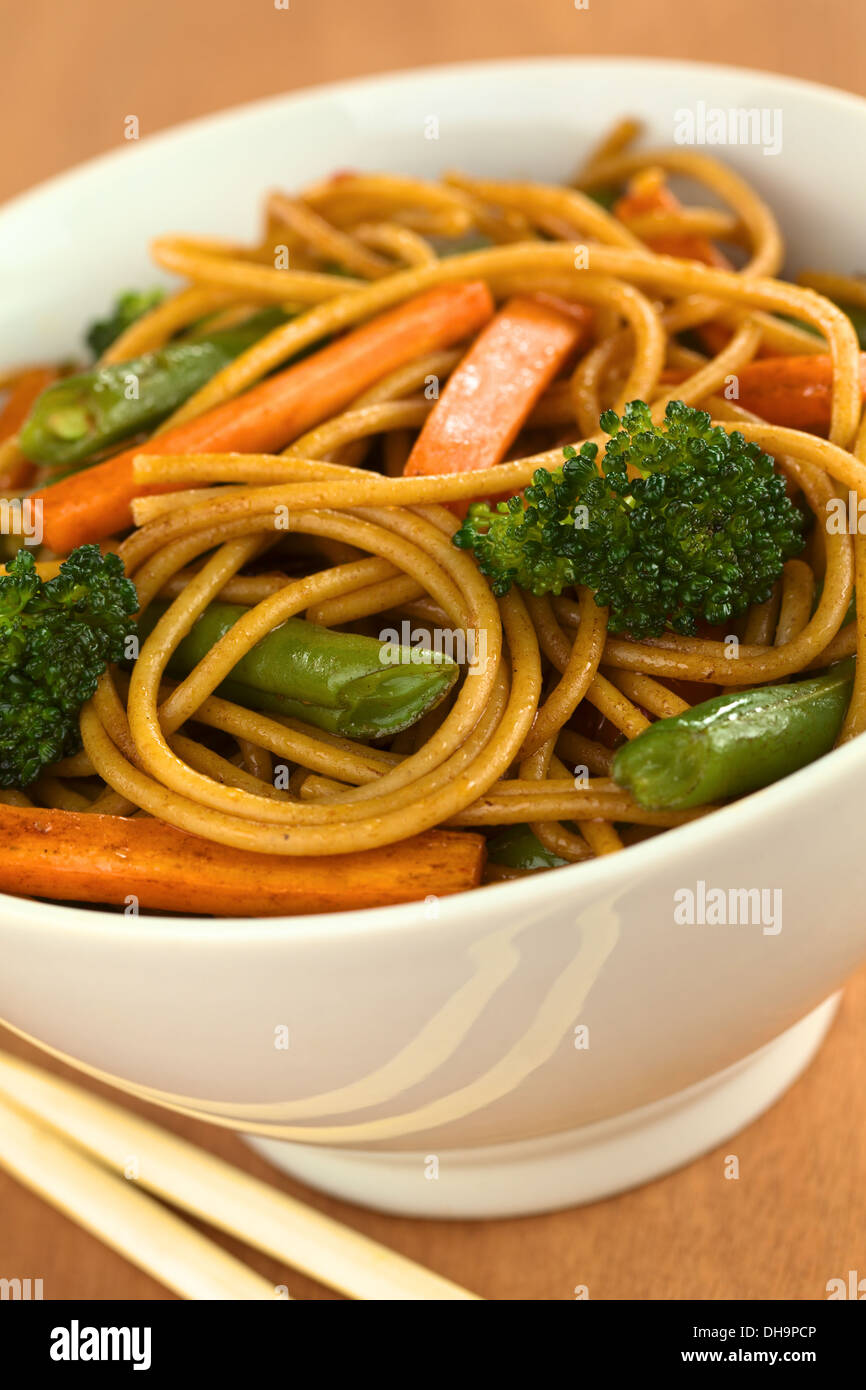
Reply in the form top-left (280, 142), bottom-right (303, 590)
top-left (0, 1092), bottom-right (282, 1299)
top-left (0, 1050), bottom-right (480, 1300)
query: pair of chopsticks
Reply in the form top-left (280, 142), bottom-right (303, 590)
top-left (0, 1050), bottom-right (479, 1300)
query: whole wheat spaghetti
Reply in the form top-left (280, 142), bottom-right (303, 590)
top-left (2, 122), bottom-right (864, 913)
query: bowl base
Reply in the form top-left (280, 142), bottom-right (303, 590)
top-left (245, 994), bottom-right (839, 1219)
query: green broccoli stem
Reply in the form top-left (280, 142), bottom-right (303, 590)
top-left (136, 601), bottom-right (459, 738)
top-left (19, 308), bottom-right (288, 469)
top-left (612, 658), bottom-right (855, 810)
top-left (86, 289), bottom-right (166, 358)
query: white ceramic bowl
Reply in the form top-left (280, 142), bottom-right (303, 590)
top-left (2, 58), bottom-right (865, 1218)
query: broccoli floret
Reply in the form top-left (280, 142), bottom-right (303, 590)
top-left (0, 546), bottom-right (138, 787)
top-left (454, 399), bottom-right (805, 639)
top-left (85, 288), bottom-right (165, 358)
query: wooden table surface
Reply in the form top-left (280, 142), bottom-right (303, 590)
top-left (3, 974), bottom-right (865, 1302)
top-left (2, 0), bottom-right (864, 1302)
top-left (3, 0), bottom-right (864, 203)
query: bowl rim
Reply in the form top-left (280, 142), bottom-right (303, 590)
top-left (3, 53), bottom-right (865, 217)
top-left (3, 53), bottom-right (865, 946)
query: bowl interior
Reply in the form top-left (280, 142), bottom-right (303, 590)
top-left (2, 57), bottom-right (865, 370)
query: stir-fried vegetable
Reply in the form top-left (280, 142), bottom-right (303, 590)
top-left (486, 824), bottom-right (567, 869)
top-left (614, 171), bottom-right (731, 267)
top-left (587, 185), bottom-right (620, 211)
top-left (733, 352), bottom-right (866, 433)
top-left (0, 367), bottom-right (59, 491)
top-left (0, 547), bottom-right (137, 787)
top-left (454, 400), bottom-right (805, 638)
top-left (612, 659), bottom-right (854, 810)
top-left (7, 149), bottom-right (866, 914)
top-left (780, 305), bottom-right (866, 352)
top-left (35, 280), bottom-right (496, 554)
top-left (85, 289), bottom-right (166, 358)
top-left (20, 309), bottom-right (288, 468)
top-left (404, 293), bottom-right (589, 480)
top-left (837, 303), bottom-right (866, 350)
top-left (0, 806), bottom-right (486, 913)
top-left (137, 601), bottom-right (459, 738)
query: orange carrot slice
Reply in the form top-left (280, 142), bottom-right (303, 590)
top-left (0, 805), bottom-right (486, 915)
top-left (614, 168), bottom-right (732, 268)
top-left (732, 352), bottom-right (866, 433)
top-left (404, 294), bottom-right (586, 483)
top-left (35, 281), bottom-right (495, 554)
top-left (615, 170), bottom-right (737, 360)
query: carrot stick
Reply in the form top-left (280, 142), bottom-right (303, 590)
top-left (404, 294), bottom-right (586, 481)
top-left (0, 367), bottom-right (59, 490)
top-left (0, 805), bottom-right (486, 915)
top-left (613, 169), bottom-right (732, 268)
top-left (733, 352), bottom-right (866, 433)
top-left (614, 169), bottom-right (739, 359)
top-left (34, 282), bottom-right (495, 555)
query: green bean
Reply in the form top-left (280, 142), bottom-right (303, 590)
top-left (20, 308), bottom-right (288, 468)
top-left (612, 659), bottom-right (855, 810)
top-left (485, 825), bottom-right (567, 869)
top-left (136, 601), bottom-right (459, 739)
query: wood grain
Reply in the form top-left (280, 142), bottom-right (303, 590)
top-left (2, 968), bottom-right (864, 1301)
top-left (2, 0), bottom-right (864, 202)
top-left (1, 0), bottom-right (864, 1302)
